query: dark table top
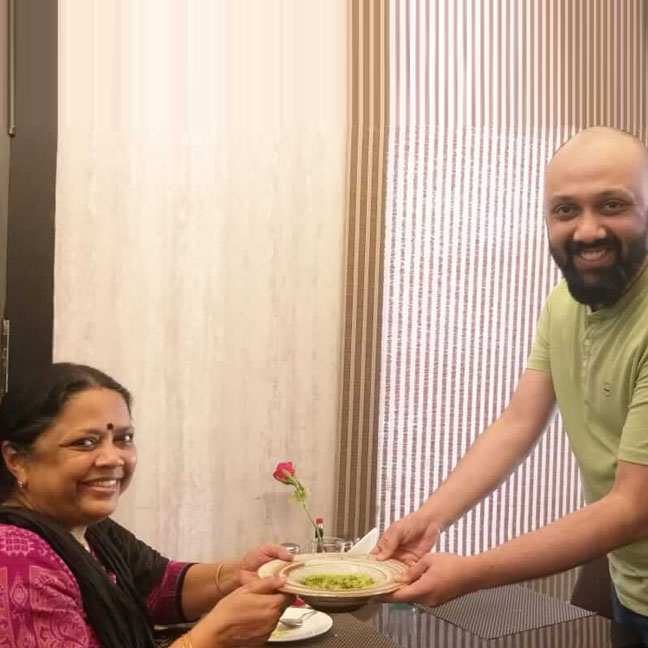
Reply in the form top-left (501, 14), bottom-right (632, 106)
top-left (354, 601), bottom-right (611, 648)
top-left (156, 568), bottom-right (642, 647)
top-left (347, 568), bottom-right (639, 648)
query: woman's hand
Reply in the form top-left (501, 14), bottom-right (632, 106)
top-left (382, 552), bottom-right (478, 606)
top-left (372, 512), bottom-right (441, 565)
top-left (239, 543), bottom-right (294, 583)
top-left (179, 544), bottom-right (294, 621)
top-left (203, 574), bottom-right (294, 647)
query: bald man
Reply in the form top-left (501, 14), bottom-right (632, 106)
top-left (374, 127), bottom-right (648, 642)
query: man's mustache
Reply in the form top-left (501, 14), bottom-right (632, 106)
top-left (565, 237), bottom-right (620, 257)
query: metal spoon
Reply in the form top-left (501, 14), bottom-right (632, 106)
top-left (278, 609), bottom-right (318, 628)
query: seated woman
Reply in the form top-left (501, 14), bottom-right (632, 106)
top-left (0, 362), bottom-right (293, 648)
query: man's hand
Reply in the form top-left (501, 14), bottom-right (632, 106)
top-left (371, 512), bottom-right (441, 564)
top-left (383, 553), bottom-right (477, 606)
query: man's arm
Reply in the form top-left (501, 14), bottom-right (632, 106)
top-left (391, 458), bottom-right (648, 604)
top-left (374, 369), bottom-right (556, 562)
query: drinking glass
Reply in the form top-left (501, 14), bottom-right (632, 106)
top-left (311, 536), bottom-right (353, 553)
top-left (280, 542), bottom-right (301, 555)
top-left (335, 538), bottom-right (354, 552)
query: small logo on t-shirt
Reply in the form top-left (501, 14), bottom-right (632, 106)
top-left (603, 382), bottom-right (612, 398)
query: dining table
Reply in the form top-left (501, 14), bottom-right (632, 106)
top-left (155, 567), bottom-right (642, 648)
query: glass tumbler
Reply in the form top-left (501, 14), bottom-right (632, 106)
top-left (311, 536), bottom-right (353, 553)
top-left (280, 542), bottom-right (301, 555)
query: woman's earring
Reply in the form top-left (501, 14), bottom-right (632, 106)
top-left (17, 479), bottom-right (25, 489)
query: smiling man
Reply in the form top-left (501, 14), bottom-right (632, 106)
top-left (546, 128), bottom-right (648, 307)
top-left (374, 127), bottom-right (648, 644)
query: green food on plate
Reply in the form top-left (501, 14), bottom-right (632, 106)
top-left (299, 572), bottom-right (376, 590)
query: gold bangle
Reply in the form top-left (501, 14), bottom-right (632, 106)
top-left (214, 561), bottom-right (226, 596)
top-left (182, 631), bottom-right (194, 648)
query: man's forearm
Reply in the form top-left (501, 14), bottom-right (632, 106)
top-left (469, 492), bottom-right (645, 590)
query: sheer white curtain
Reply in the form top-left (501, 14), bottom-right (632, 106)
top-left (55, 1), bottom-right (347, 560)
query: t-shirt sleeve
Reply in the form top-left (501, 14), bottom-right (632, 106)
top-left (0, 525), bottom-right (96, 647)
top-left (618, 354), bottom-right (648, 465)
top-left (526, 297), bottom-right (552, 374)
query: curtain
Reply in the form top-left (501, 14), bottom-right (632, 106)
top-left (336, 1), bottom-right (389, 540)
top-left (378, 0), bottom-right (647, 555)
top-left (55, 0), bottom-right (348, 560)
top-left (337, 0), bottom-right (647, 578)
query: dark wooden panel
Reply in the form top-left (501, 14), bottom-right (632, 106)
top-left (5, 0), bottom-right (57, 385)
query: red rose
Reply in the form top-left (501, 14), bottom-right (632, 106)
top-left (273, 461), bottom-right (296, 484)
top-left (273, 461), bottom-right (319, 544)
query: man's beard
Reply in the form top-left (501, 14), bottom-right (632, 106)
top-left (549, 234), bottom-right (648, 307)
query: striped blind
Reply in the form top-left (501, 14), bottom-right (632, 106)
top-left (337, 0), bottom-right (648, 558)
top-left (378, 0), bottom-right (645, 553)
top-left (377, 0), bottom-right (647, 558)
top-left (337, 0), bottom-right (389, 539)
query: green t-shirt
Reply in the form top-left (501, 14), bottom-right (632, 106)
top-left (527, 264), bottom-right (648, 615)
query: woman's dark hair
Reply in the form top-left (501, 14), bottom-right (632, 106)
top-left (0, 362), bottom-right (132, 499)
top-left (0, 363), bottom-right (163, 648)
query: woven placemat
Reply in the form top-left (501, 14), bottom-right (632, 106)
top-left (417, 585), bottom-right (595, 639)
top-left (276, 612), bottom-right (401, 648)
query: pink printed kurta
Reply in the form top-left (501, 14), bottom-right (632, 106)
top-left (0, 525), bottom-right (188, 648)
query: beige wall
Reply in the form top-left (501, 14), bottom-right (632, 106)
top-left (55, 1), bottom-right (348, 561)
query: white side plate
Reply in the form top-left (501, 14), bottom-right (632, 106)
top-left (268, 608), bottom-right (333, 643)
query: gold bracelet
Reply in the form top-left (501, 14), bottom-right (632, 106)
top-left (182, 631), bottom-right (194, 648)
top-left (214, 561), bottom-right (227, 596)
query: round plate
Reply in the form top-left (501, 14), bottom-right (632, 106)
top-left (258, 553), bottom-right (406, 612)
top-left (268, 608), bottom-right (333, 642)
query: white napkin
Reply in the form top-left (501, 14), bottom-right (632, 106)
top-left (347, 527), bottom-right (379, 555)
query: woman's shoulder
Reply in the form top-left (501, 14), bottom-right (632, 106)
top-left (0, 523), bottom-right (57, 559)
top-left (0, 523), bottom-right (82, 597)
top-left (0, 526), bottom-right (95, 645)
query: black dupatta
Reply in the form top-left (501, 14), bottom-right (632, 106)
top-left (0, 507), bottom-right (167, 648)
